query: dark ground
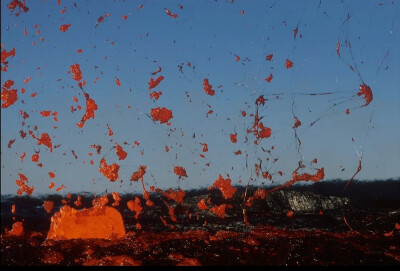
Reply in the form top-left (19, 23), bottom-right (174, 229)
top-left (1, 180), bottom-right (400, 266)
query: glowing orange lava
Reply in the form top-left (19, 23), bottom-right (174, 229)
top-left (47, 205), bottom-right (125, 240)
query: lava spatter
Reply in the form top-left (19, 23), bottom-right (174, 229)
top-left (162, 188), bottom-right (186, 204)
top-left (148, 75), bottom-right (164, 90)
top-left (174, 166), bottom-right (187, 178)
top-left (150, 107), bottom-right (173, 124)
top-left (1, 80), bottom-right (18, 108)
top-left (59, 24), bottom-right (71, 32)
top-left (77, 93), bottom-right (98, 128)
top-left (37, 133), bottom-right (53, 152)
top-left (212, 175), bottom-right (237, 200)
top-left (130, 165), bottom-right (146, 182)
top-left (285, 59), bottom-right (293, 69)
top-left (70, 64), bottom-right (82, 82)
top-left (203, 78), bottom-right (215, 96)
top-left (99, 158), bottom-right (120, 182)
top-left (357, 84), bottom-right (373, 107)
top-left (16, 173), bottom-right (34, 195)
top-left (127, 197), bottom-right (143, 219)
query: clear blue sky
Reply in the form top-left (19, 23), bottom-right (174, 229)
top-left (1, 0), bottom-right (399, 196)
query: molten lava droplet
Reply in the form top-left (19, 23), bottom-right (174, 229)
top-left (174, 166), bottom-right (188, 178)
top-left (285, 59), bottom-right (293, 69)
top-left (357, 84), bottom-right (373, 107)
top-left (150, 107), bottom-right (173, 124)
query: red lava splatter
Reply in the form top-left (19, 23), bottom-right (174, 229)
top-left (77, 49), bottom-right (82, 53)
top-left (7, 0), bottom-right (29, 16)
top-left (70, 64), bottom-right (82, 82)
top-left (48, 172), bottom-right (55, 179)
top-left (148, 75), bottom-right (164, 90)
top-left (23, 76), bottom-right (31, 84)
top-left (3, 79), bottom-right (14, 89)
top-left (37, 133), bottom-right (53, 152)
top-left (287, 210), bottom-right (294, 217)
top-left (11, 204), bottom-right (16, 214)
top-left (91, 144), bottom-right (102, 154)
top-left (203, 78), bottom-right (215, 96)
top-left (49, 182), bottom-right (55, 189)
top-left (130, 165), bottom-right (146, 182)
top-left (162, 188), bottom-right (186, 204)
top-left (59, 24), bottom-right (71, 32)
top-left (6, 222), bottom-right (23, 237)
top-left (8, 139), bottom-right (16, 148)
top-left (293, 26), bottom-right (298, 39)
top-left (151, 67), bottom-right (162, 75)
top-left (311, 158), bottom-right (318, 164)
top-left (1, 80), bottom-right (18, 108)
top-left (31, 153), bottom-right (39, 162)
top-left (234, 150), bottom-right (242, 155)
top-left (122, 15), bottom-right (128, 20)
top-left (150, 91), bottom-right (162, 101)
top-left (42, 201), bottom-right (54, 213)
top-left (197, 198), bottom-right (209, 210)
top-left (77, 93), bottom-right (98, 128)
top-left (74, 196), bottom-right (82, 207)
top-left (137, 4), bottom-right (143, 10)
top-left (174, 166), bottom-right (188, 178)
top-left (55, 184), bottom-right (67, 192)
top-left (200, 143), bottom-right (208, 152)
top-left (357, 84), bottom-right (373, 107)
top-left (20, 152), bottom-right (26, 162)
top-left (71, 150), bottom-right (78, 159)
top-left (115, 143), bottom-right (127, 160)
top-left (150, 107), bottom-right (173, 124)
top-left (40, 110), bottom-right (51, 117)
top-left (346, 108), bottom-right (350, 115)
top-left (266, 54), bottom-right (273, 61)
top-left (336, 40), bottom-right (341, 57)
top-left (262, 171), bottom-right (272, 180)
top-left (344, 156), bottom-right (362, 191)
top-left (212, 175), bottom-right (237, 200)
top-left (24, 27), bottom-right (27, 36)
top-left (127, 197), bottom-right (142, 219)
top-left (293, 117), bottom-right (301, 128)
top-left (164, 8), bottom-right (178, 18)
top-left (235, 55), bottom-right (240, 62)
top-left (210, 204), bottom-right (226, 219)
top-left (16, 173), bottom-right (34, 196)
top-left (230, 133), bottom-right (237, 143)
top-left (206, 110), bottom-right (213, 118)
top-left (99, 158), bottom-right (120, 182)
top-left (267, 168), bottom-right (325, 194)
top-left (107, 123), bottom-right (114, 136)
top-left (265, 73), bottom-right (273, 83)
top-left (241, 111), bottom-right (246, 117)
top-left (115, 78), bottom-right (121, 86)
top-left (111, 192), bottom-right (121, 206)
top-left (285, 59), bottom-right (293, 69)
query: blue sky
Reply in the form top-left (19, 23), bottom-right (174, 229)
top-left (1, 0), bottom-right (399, 196)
